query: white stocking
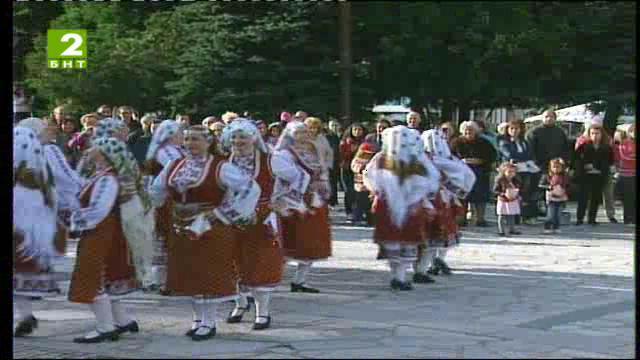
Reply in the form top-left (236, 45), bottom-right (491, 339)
top-left (151, 265), bottom-right (166, 286)
top-left (437, 248), bottom-right (448, 260)
top-left (231, 293), bottom-right (249, 317)
top-left (428, 248), bottom-right (438, 265)
top-left (415, 251), bottom-right (431, 274)
top-left (88, 294), bottom-right (116, 335)
top-left (14, 295), bottom-right (33, 321)
top-left (194, 300), bottom-right (216, 335)
top-left (294, 262), bottom-right (312, 285)
top-left (253, 290), bottom-right (271, 324)
top-left (111, 299), bottom-right (135, 327)
top-left (191, 297), bottom-right (202, 330)
top-left (396, 262), bottom-right (407, 283)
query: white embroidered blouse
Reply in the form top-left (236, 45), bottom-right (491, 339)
top-left (69, 171), bottom-right (118, 232)
top-left (45, 144), bottom-right (85, 212)
top-left (230, 150), bottom-right (311, 214)
top-left (150, 155), bottom-right (260, 225)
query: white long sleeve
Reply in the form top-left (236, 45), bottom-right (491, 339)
top-left (270, 150), bottom-right (310, 213)
top-left (45, 144), bottom-right (85, 211)
top-left (70, 175), bottom-right (119, 232)
top-left (149, 159), bottom-right (175, 208)
top-left (156, 146), bottom-right (183, 167)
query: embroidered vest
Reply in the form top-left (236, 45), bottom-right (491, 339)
top-left (167, 155), bottom-right (226, 205)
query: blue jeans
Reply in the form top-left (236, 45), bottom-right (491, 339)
top-left (545, 201), bottom-right (565, 230)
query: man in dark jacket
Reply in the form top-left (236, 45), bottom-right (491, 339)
top-left (128, 113), bottom-right (155, 166)
top-left (525, 110), bottom-right (570, 172)
top-left (364, 118), bottom-right (392, 152)
top-left (326, 120), bottom-right (342, 206)
top-left (525, 109), bottom-right (570, 216)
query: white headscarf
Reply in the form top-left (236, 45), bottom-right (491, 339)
top-left (13, 126), bottom-right (59, 267)
top-left (17, 117), bottom-right (47, 138)
top-left (95, 117), bottom-right (126, 139)
top-left (421, 129), bottom-right (476, 199)
top-left (365, 126), bottom-right (440, 228)
top-left (222, 118), bottom-right (268, 154)
top-left (381, 125), bottom-right (426, 165)
top-left (275, 121), bottom-right (307, 151)
top-left (146, 120), bottom-right (181, 161)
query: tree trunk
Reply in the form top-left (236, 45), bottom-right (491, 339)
top-left (338, 2), bottom-right (352, 124)
top-left (604, 99), bottom-right (622, 135)
top-left (458, 101), bottom-right (471, 124)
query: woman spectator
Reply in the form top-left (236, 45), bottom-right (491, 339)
top-left (266, 123), bottom-right (282, 150)
top-left (339, 123), bottom-right (367, 218)
top-left (350, 142), bottom-right (377, 225)
top-left (450, 121), bottom-right (497, 227)
top-left (326, 120), bottom-right (342, 207)
top-left (439, 121), bottom-right (458, 146)
top-left (615, 124), bottom-right (635, 224)
top-left (573, 123), bottom-right (614, 225)
top-left (364, 118), bottom-right (391, 152)
top-left (574, 118), bottom-right (618, 223)
top-left (498, 120), bottom-right (539, 224)
top-left (67, 113), bottom-right (99, 167)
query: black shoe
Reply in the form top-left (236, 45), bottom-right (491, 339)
top-left (191, 326), bottom-right (216, 341)
top-left (426, 266), bottom-right (440, 276)
top-left (115, 320), bottom-right (139, 335)
top-left (510, 230), bottom-right (522, 235)
top-left (575, 220), bottom-right (584, 226)
top-left (476, 221), bottom-right (489, 227)
top-left (588, 220), bottom-right (599, 226)
top-left (145, 284), bottom-right (161, 293)
top-left (291, 282), bottom-right (320, 293)
top-left (252, 316), bottom-right (271, 330)
top-left (376, 248), bottom-right (387, 260)
top-left (226, 304), bottom-right (251, 323)
top-left (14, 315), bottom-right (38, 337)
top-left (609, 217), bottom-right (618, 224)
top-left (433, 257), bottom-right (452, 275)
top-left (390, 279), bottom-right (414, 291)
top-left (498, 232), bottom-right (507, 237)
top-left (413, 273), bottom-right (436, 283)
top-left (73, 329), bottom-right (120, 343)
top-left (185, 321), bottom-right (201, 337)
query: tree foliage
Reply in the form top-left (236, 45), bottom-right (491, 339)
top-left (19, 2), bottom-right (635, 124)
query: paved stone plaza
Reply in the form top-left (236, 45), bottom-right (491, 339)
top-left (14, 202), bottom-right (635, 358)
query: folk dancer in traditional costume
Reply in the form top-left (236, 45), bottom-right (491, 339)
top-left (277, 121), bottom-right (333, 293)
top-left (222, 119), bottom-right (310, 330)
top-left (67, 137), bottom-right (154, 343)
top-left (144, 120), bottom-right (185, 293)
top-left (363, 126), bottom-right (440, 290)
top-left (76, 118), bottom-right (129, 178)
top-left (417, 129), bottom-right (476, 280)
top-left (17, 117), bottom-right (85, 226)
top-left (150, 125), bottom-right (260, 341)
top-left (13, 127), bottom-right (67, 337)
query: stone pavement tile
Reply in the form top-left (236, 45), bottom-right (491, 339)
top-left (549, 348), bottom-right (624, 358)
top-left (139, 335), bottom-right (275, 357)
top-left (390, 326), bottom-right (499, 347)
top-left (288, 339), bottom-right (378, 352)
top-left (298, 345), bottom-right (426, 359)
top-left (485, 325), bottom-right (628, 355)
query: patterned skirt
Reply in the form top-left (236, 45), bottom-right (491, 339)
top-left (424, 195), bottom-right (460, 249)
top-left (234, 221), bottom-right (284, 290)
top-left (164, 222), bottom-right (239, 300)
top-left (13, 224), bottom-right (67, 297)
top-left (281, 206), bottom-right (332, 261)
top-left (153, 202), bottom-right (173, 266)
top-left (372, 198), bottom-right (427, 245)
top-left (68, 215), bottom-right (140, 304)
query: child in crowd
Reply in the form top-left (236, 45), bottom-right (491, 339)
top-left (350, 142), bottom-right (377, 225)
top-left (493, 162), bottom-right (522, 236)
top-left (539, 158), bottom-right (570, 234)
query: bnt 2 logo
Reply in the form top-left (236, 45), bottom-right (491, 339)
top-left (47, 29), bottom-right (87, 69)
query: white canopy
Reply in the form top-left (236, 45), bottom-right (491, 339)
top-left (524, 103), bottom-right (604, 124)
